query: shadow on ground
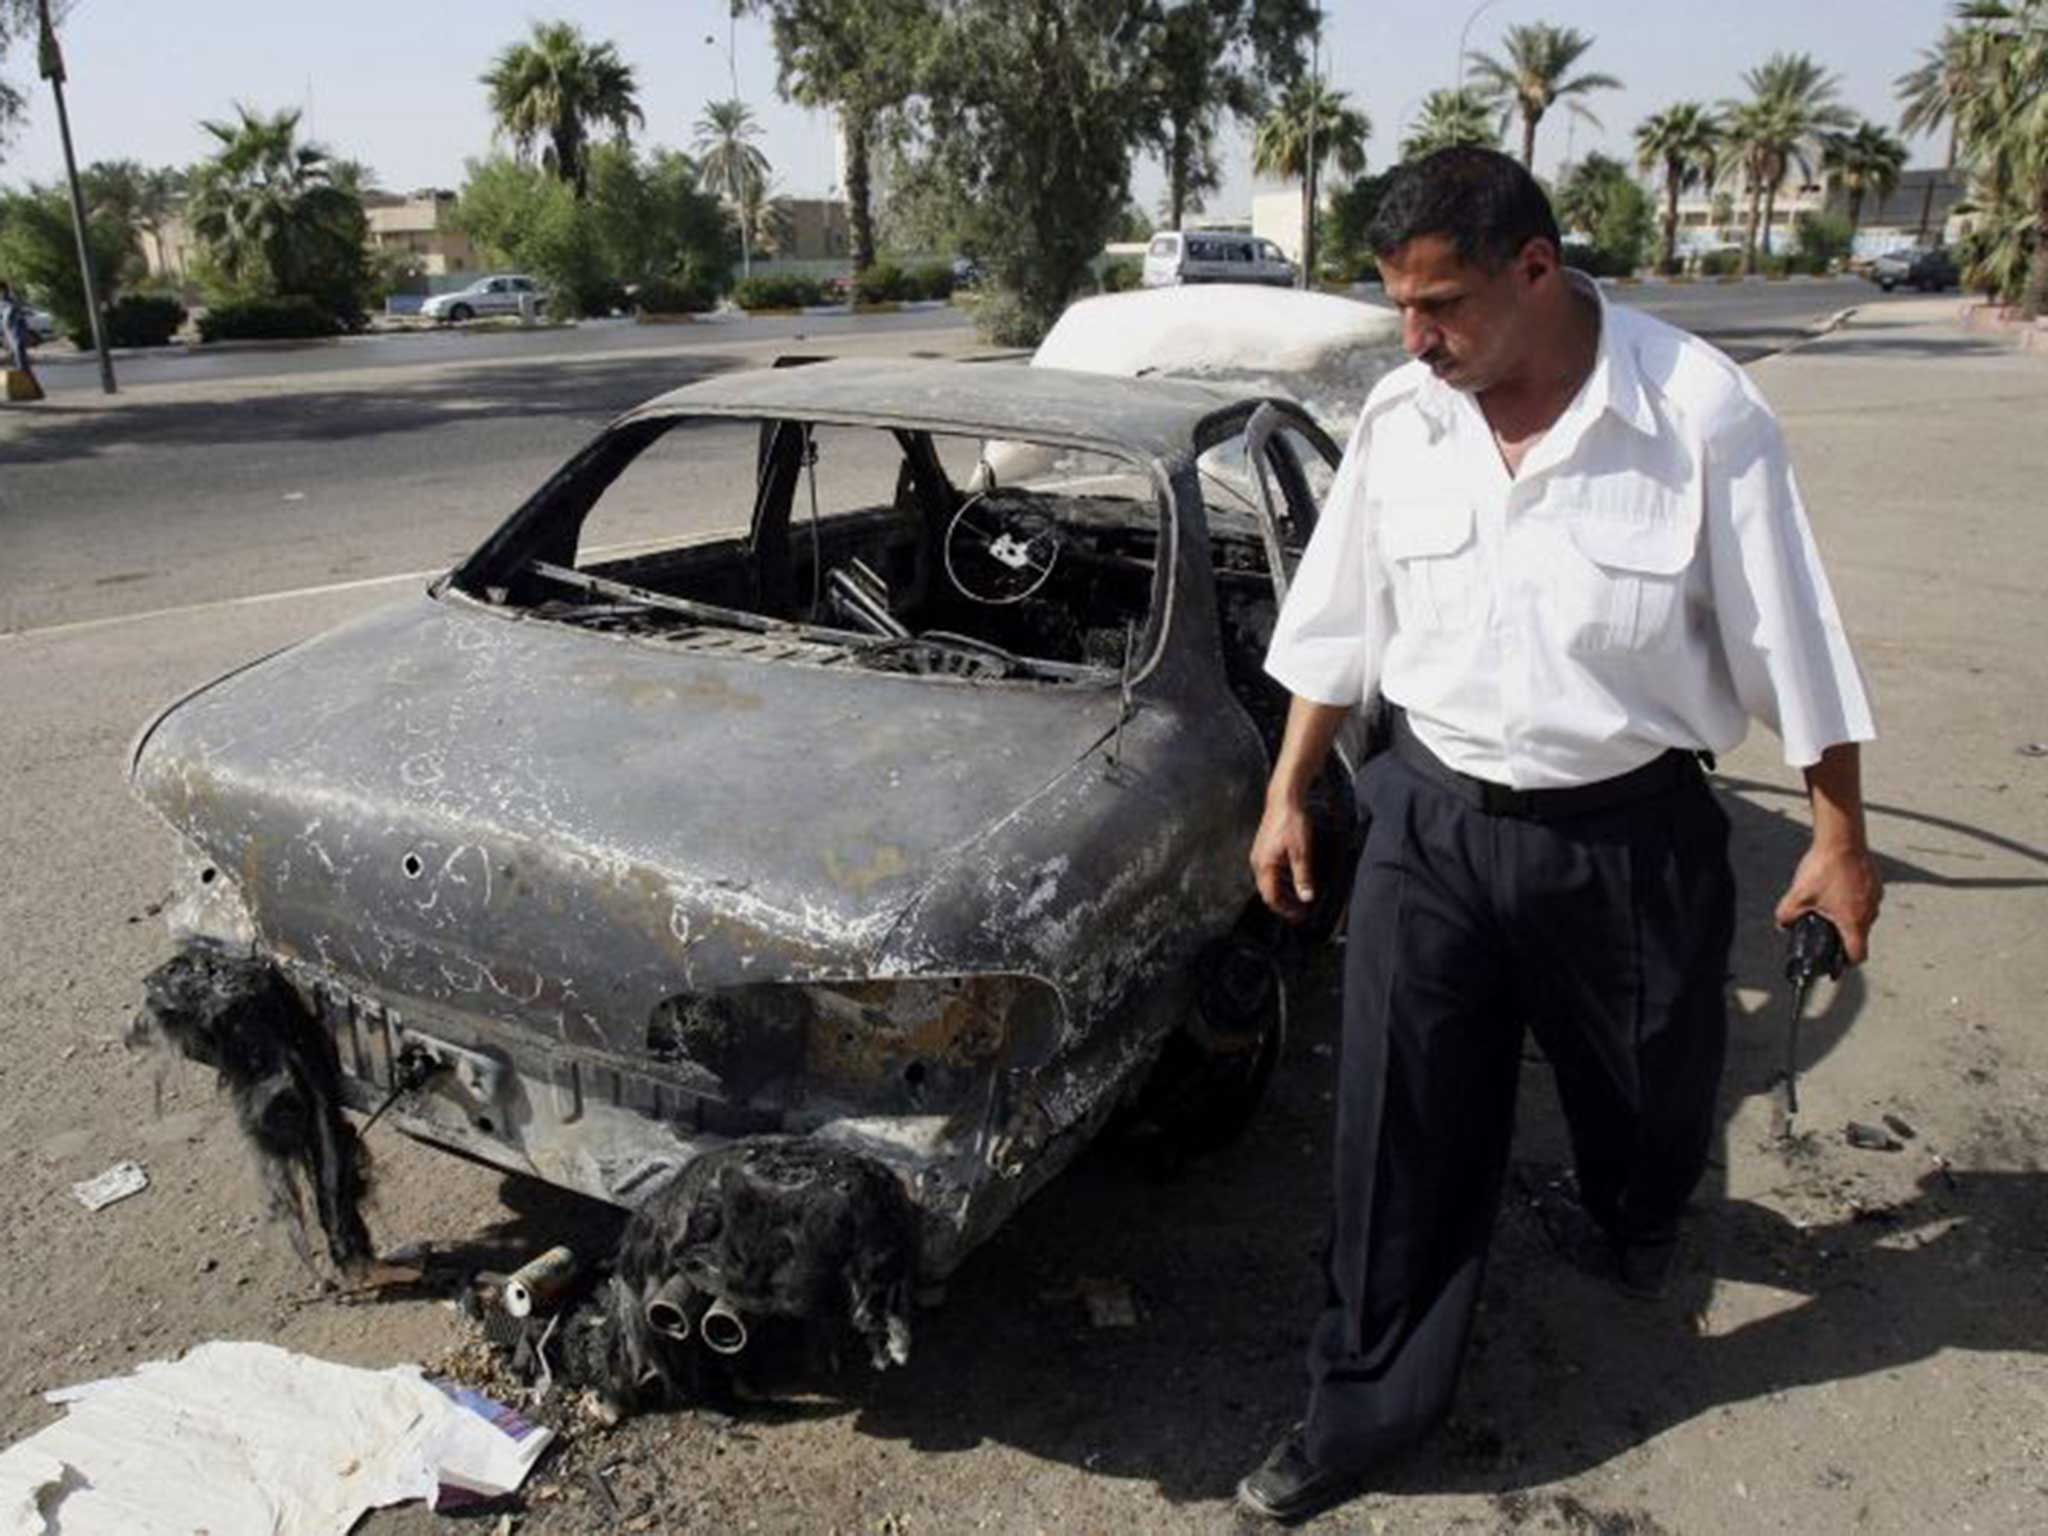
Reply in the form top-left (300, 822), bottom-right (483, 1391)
top-left (0, 355), bottom-right (745, 467)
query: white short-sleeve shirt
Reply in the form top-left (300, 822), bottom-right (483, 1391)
top-left (1264, 279), bottom-right (1875, 788)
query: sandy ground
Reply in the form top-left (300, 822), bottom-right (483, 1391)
top-left (1, 296), bottom-right (2044, 1534)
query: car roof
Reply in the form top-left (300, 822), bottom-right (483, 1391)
top-left (627, 358), bottom-right (1245, 460)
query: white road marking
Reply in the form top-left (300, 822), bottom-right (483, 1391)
top-left (0, 532), bottom-right (730, 643)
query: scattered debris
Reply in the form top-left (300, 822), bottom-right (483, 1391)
top-left (1929, 1151), bottom-right (1960, 1192)
top-left (0, 1342), bottom-right (551, 1529)
top-left (1881, 1112), bottom-right (1917, 1142)
top-left (2017, 742), bottom-right (2048, 758)
top-left (128, 947), bottom-right (374, 1272)
top-left (1077, 1276), bottom-right (1139, 1328)
top-left (70, 1161), bottom-right (147, 1212)
top-left (505, 1246), bottom-right (580, 1319)
top-left (1844, 1121), bottom-right (1904, 1152)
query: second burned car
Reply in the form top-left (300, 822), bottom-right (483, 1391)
top-left (127, 358), bottom-right (1364, 1385)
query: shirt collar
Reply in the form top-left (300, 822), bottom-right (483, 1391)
top-left (1409, 271), bottom-right (1657, 440)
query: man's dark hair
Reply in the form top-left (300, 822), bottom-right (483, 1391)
top-left (1367, 147), bottom-right (1561, 268)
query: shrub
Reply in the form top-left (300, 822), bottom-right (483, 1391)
top-left (854, 261), bottom-right (907, 304)
top-left (197, 296), bottom-right (342, 343)
top-left (1696, 248), bottom-right (1742, 277)
top-left (1793, 211), bottom-right (1853, 273)
top-left (635, 275), bottom-right (718, 315)
top-left (970, 286), bottom-right (1045, 347)
top-left (1561, 241), bottom-right (1633, 279)
top-left (1099, 257), bottom-right (1142, 293)
top-left (905, 263), bottom-right (956, 301)
top-left (731, 273), bottom-right (824, 311)
top-left (104, 293), bottom-right (188, 348)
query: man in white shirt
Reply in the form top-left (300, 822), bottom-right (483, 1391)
top-left (1236, 148), bottom-right (1880, 1522)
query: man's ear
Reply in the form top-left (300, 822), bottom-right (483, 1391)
top-left (1516, 237), bottom-right (1561, 287)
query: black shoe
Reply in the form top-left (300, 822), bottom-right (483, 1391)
top-left (1613, 1234), bottom-right (1680, 1301)
top-left (1235, 1429), bottom-right (1374, 1523)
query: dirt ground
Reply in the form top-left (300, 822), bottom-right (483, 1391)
top-left (2, 297), bottom-right (2044, 1534)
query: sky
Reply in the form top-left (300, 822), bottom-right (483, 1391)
top-left (1, 0), bottom-right (1955, 216)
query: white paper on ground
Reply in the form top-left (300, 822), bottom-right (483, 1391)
top-left (69, 1161), bottom-right (147, 1212)
top-left (0, 1340), bottom-right (552, 1535)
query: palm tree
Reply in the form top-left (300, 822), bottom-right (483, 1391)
top-left (1720, 52), bottom-right (1853, 271)
top-left (1465, 22), bottom-right (1621, 169)
top-left (481, 21), bottom-right (643, 199)
top-left (751, 0), bottom-right (933, 273)
top-left (1634, 102), bottom-right (1722, 273)
top-left (740, 176), bottom-right (799, 260)
top-left (1942, 0), bottom-right (2048, 314)
top-left (695, 99), bottom-right (773, 280)
top-left (1399, 88), bottom-right (1499, 161)
top-left (1896, 25), bottom-right (1981, 244)
top-left (1252, 78), bottom-right (1370, 286)
top-left (186, 105), bottom-right (368, 317)
top-left (1824, 120), bottom-right (1909, 239)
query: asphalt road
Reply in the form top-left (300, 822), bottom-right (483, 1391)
top-left (28, 304), bottom-right (973, 396)
top-left (27, 278), bottom-right (1889, 397)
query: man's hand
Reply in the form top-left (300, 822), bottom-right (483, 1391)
top-left (1777, 742), bottom-right (1880, 964)
top-left (1251, 797), bottom-right (1318, 923)
top-left (1775, 842), bottom-right (1882, 965)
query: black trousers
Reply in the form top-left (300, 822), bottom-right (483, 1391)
top-left (1304, 743), bottom-right (1736, 1469)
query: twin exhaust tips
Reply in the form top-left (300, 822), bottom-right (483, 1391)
top-left (645, 1275), bottom-right (749, 1355)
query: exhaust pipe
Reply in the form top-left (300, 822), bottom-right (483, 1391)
top-left (699, 1298), bottom-right (749, 1355)
top-left (645, 1274), bottom-right (694, 1341)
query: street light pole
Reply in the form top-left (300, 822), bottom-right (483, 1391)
top-left (1455, 0), bottom-right (1504, 95)
top-left (1300, 8), bottom-right (1321, 290)
top-left (36, 0), bottom-right (115, 395)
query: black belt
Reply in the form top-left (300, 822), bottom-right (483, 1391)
top-left (1389, 709), bottom-right (1703, 822)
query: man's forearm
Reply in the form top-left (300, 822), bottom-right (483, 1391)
top-left (1804, 742), bottom-right (1868, 850)
top-left (1266, 696), bottom-right (1353, 808)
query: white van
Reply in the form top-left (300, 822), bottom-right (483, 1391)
top-left (1142, 231), bottom-right (1297, 289)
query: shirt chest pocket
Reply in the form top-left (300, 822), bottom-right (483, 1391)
top-left (1547, 478), bottom-right (1702, 654)
top-left (1377, 496), bottom-right (1482, 635)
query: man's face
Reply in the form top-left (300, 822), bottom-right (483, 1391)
top-left (1378, 233), bottom-right (1552, 394)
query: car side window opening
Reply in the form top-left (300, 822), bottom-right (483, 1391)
top-left (485, 420), bottom-right (1163, 685)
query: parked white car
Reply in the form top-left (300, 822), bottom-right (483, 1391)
top-left (21, 305), bottom-right (59, 345)
top-left (1142, 230), bottom-right (1297, 289)
top-left (420, 274), bottom-right (544, 323)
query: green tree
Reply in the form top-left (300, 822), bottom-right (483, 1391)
top-left (1465, 21), bottom-right (1621, 170)
top-left (1399, 88), bottom-right (1499, 161)
top-left (1896, 25), bottom-right (1978, 243)
top-left (0, 0), bottom-right (39, 159)
top-left (1140, 0), bottom-right (1318, 231)
top-left (694, 99), bottom-right (771, 279)
top-left (481, 20), bottom-right (643, 200)
top-left (1940, 0), bottom-right (2048, 312)
top-left (1634, 103), bottom-right (1721, 272)
top-left (747, 0), bottom-right (934, 273)
top-left (1824, 120), bottom-right (1909, 238)
top-left (1322, 169), bottom-right (1391, 279)
top-left (185, 105), bottom-right (373, 326)
top-left (0, 183), bottom-right (132, 342)
top-left (459, 145), bottom-right (731, 314)
top-left (1556, 151), bottom-right (1654, 272)
top-left (918, 0), bottom-right (1156, 341)
top-left (1252, 76), bottom-right (1370, 283)
top-left (1721, 52), bottom-right (1854, 271)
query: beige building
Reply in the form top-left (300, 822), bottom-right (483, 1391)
top-left (770, 198), bottom-right (851, 262)
top-left (364, 190), bottom-right (478, 277)
top-left (1671, 165), bottom-right (1970, 257)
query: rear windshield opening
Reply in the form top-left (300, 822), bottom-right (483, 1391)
top-left (472, 417), bottom-right (1166, 685)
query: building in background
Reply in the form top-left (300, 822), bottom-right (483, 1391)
top-left (1671, 165), bottom-right (1970, 260)
top-left (363, 190), bottom-right (477, 278)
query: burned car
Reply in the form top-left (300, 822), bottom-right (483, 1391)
top-left (128, 359), bottom-right (1360, 1381)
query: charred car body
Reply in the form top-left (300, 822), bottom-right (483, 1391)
top-left (128, 359), bottom-right (1359, 1381)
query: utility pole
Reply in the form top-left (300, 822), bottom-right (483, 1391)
top-left (1300, 12), bottom-right (1320, 290)
top-left (37, 0), bottom-right (115, 394)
